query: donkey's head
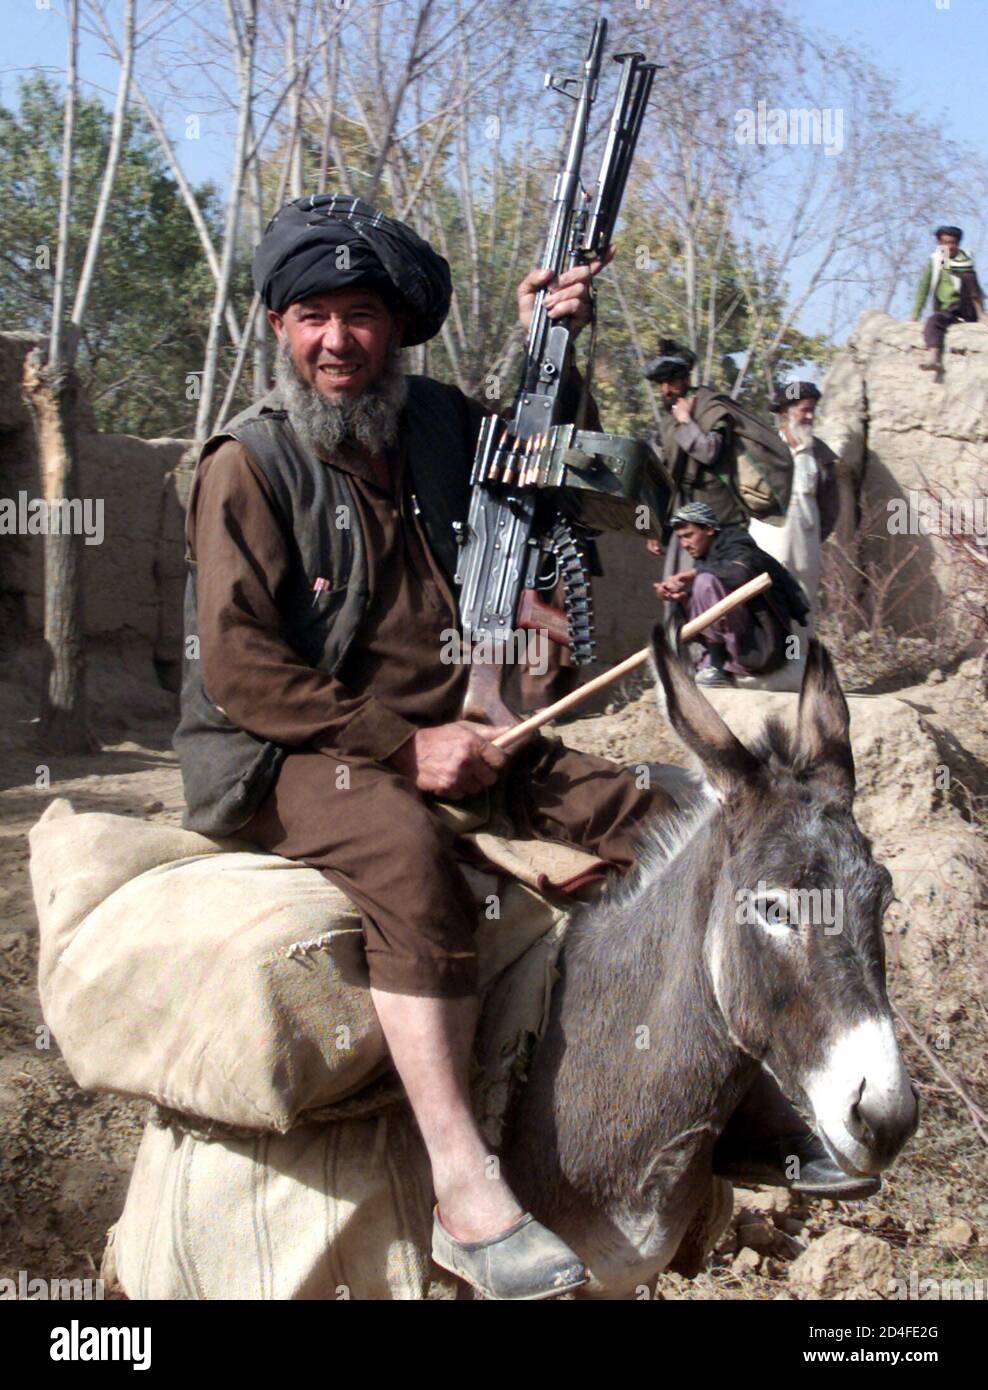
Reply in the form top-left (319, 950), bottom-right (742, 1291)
top-left (650, 627), bottom-right (918, 1176)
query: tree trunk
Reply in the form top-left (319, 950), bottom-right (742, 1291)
top-left (29, 0), bottom-right (95, 753)
top-left (248, 146), bottom-right (269, 398)
top-left (194, 0), bottom-right (257, 441)
top-left (71, 0), bottom-right (136, 331)
top-left (23, 351), bottom-right (99, 754)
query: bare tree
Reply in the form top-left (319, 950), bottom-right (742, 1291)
top-left (608, 0), bottom-right (988, 398)
top-left (315, 2), bottom-right (348, 194)
top-left (213, 119), bottom-right (300, 428)
top-left (21, 0), bottom-right (140, 753)
top-left (72, 0), bottom-right (138, 329)
top-left (87, 0), bottom-right (243, 346)
top-left (59, 0), bottom-right (988, 454)
top-left (194, 0), bottom-right (258, 440)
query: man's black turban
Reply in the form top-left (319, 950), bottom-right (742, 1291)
top-left (771, 380), bottom-right (821, 412)
top-left (935, 225), bottom-right (963, 241)
top-left (252, 193), bottom-right (452, 346)
top-left (644, 338), bottom-right (697, 382)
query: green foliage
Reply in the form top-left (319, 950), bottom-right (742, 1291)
top-left (0, 74), bottom-right (834, 443)
top-left (0, 74), bottom-right (221, 437)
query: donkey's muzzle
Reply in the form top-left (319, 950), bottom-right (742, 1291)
top-left (803, 1015), bottom-right (919, 1176)
top-left (845, 1075), bottom-right (920, 1171)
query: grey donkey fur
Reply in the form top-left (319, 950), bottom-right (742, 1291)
top-left (504, 625), bottom-right (918, 1297)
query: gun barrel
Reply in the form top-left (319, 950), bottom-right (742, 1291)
top-left (457, 19), bottom-right (656, 726)
top-left (583, 56), bottom-right (658, 257)
top-left (523, 18), bottom-right (608, 377)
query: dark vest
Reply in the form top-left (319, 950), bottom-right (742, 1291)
top-left (173, 375), bottom-right (475, 835)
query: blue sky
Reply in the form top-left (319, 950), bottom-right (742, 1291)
top-left (2, 1), bottom-right (229, 187)
top-left (779, 0), bottom-right (987, 336)
top-left (4, 0), bottom-right (986, 346)
top-left (6, 1), bottom-right (985, 190)
top-left (784, 0), bottom-right (986, 152)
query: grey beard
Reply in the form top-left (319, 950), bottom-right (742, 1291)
top-left (786, 417), bottom-right (815, 451)
top-left (274, 341), bottom-right (408, 456)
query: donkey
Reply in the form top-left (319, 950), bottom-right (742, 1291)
top-left (503, 626), bottom-right (919, 1298)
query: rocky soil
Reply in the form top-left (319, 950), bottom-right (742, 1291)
top-left (1, 639), bottom-right (986, 1300)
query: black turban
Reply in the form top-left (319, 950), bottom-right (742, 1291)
top-left (644, 338), bottom-right (697, 382)
top-left (252, 193), bottom-right (452, 346)
top-left (771, 380), bottom-right (821, 412)
top-left (935, 225), bottom-right (963, 241)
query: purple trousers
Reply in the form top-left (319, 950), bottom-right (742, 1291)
top-left (687, 571), bottom-right (755, 675)
top-left (923, 270), bottom-right (982, 349)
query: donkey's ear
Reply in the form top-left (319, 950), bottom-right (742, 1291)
top-left (649, 622), bottom-right (760, 798)
top-left (795, 640), bottom-right (855, 802)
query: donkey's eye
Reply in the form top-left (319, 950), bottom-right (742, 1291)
top-left (760, 893), bottom-right (790, 921)
top-left (751, 888), bottom-right (799, 937)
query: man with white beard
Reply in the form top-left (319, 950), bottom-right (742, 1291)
top-left (747, 382), bottom-right (838, 678)
top-left (173, 193), bottom-right (682, 1300)
top-left (175, 198), bottom-right (873, 1300)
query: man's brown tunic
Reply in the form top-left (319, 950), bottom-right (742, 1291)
top-left (190, 433), bottom-right (670, 996)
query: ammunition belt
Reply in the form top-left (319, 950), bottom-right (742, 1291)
top-left (549, 517), bottom-right (596, 665)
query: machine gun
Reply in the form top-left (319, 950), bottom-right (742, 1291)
top-left (453, 19), bottom-right (665, 724)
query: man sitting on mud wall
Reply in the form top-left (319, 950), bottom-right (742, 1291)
top-left (914, 224), bottom-right (988, 374)
top-left (174, 195), bottom-right (875, 1300)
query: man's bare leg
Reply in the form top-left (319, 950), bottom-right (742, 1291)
top-left (370, 988), bottom-right (524, 1241)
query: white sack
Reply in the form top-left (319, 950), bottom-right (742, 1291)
top-left (104, 916), bottom-right (570, 1302)
top-left (31, 800), bottom-right (573, 1133)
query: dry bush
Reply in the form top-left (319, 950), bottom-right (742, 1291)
top-left (816, 490), bottom-right (984, 690)
top-left (915, 468), bottom-right (988, 699)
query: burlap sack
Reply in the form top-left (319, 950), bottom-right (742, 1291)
top-left (105, 1106), bottom-right (438, 1300)
top-left (103, 913), bottom-right (570, 1302)
top-left (31, 799), bottom-right (579, 1133)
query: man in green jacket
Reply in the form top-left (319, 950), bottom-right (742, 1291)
top-left (914, 224), bottom-right (987, 373)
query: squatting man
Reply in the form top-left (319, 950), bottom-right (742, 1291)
top-left (655, 502), bottom-right (810, 687)
top-left (175, 194), bottom-right (877, 1301)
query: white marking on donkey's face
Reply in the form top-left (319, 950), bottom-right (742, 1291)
top-left (802, 1015), bottom-right (916, 1175)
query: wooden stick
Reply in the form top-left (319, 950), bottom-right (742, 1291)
top-left (494, 571), bottom-right (772, 751)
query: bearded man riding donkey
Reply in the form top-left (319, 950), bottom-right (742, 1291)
top-left (175, 195), bottom-right (890, 1300)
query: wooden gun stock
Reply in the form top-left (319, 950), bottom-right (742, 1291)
top-left (461, 661), bottom-right (520, 727)
top-left (516, 588), bottom-right (571, 646)
top-left (462, 588), bottom-right (573, 724)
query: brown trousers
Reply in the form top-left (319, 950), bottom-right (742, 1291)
top-left (243, 736), bottom-right (671, 997)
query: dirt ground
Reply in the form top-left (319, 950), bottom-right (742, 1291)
top-left (1, 638), bottom-right (985, 1299)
